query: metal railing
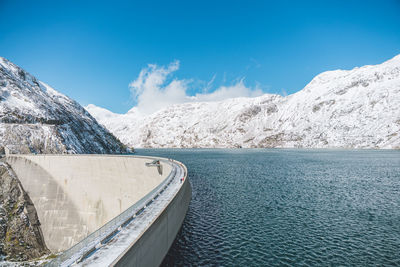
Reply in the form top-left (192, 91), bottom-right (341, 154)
top-left (46, 157), bottom-right (179, 267)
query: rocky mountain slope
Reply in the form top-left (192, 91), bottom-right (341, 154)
top-left (0, 161), bottom-right (49, 262)
top-left (87, 54), bottom-right (400, 149)
top-left (0, 57), bottom-right (126, 154)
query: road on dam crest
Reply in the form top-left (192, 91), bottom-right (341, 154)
top-left (5, 154), bottom-right (191, 267)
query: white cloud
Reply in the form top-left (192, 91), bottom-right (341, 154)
top-left (129, 61), bottom-right (264, 115)
top-left (193, 79), bottom-right (263, 102)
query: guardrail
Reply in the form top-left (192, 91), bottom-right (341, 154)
top-left (46, 157), bottom-right (179, 267)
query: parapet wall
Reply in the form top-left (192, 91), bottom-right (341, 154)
top-left (113, 173), bottom-right (191, 267)
top-left (6, 155), bottom-right (171, 252)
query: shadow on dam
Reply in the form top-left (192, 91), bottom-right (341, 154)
top-left (5, 154), bottom-right (190, 267)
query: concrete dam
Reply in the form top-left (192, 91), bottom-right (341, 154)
top-left (5, 154), bottom-right (191, 266)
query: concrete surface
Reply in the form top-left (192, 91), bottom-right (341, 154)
top-left (112, 174), bottom-right (191, 267)
top-left (6, 155), bottom-right (172, 252)
top-left (77, 160), bottom-right (191, 267)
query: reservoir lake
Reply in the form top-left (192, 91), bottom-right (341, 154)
top-left (135, 149), bottom-right (400, 266)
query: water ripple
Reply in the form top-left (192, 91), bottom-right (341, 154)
top-left (136, 149), bottom-right (400, 267)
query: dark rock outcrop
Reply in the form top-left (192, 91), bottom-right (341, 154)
top-left (0, 161), bottom-right (50, 261)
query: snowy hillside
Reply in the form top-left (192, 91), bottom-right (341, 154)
top-left (0, 57), bottom-right (126, 154)
top-left (87, 55), bottom-right (400, 149)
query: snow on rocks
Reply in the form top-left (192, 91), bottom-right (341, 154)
top-left (0, 57), bottom-right (126, 154)
top-left (87, 54), bottom-right (400, 149)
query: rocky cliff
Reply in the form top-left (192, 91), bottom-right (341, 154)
top-left (0, 57), bottom-right (126, 154)
top-left (0, 161), bottom-right (49, 262)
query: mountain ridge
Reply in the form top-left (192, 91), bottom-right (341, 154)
top-left (87, 54), bottom-right (400, 149)
top-left (0, 57), bottom-right (126, 154)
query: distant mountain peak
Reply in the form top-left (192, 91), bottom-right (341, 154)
top-left (87, 54), bottom-right (400, 149)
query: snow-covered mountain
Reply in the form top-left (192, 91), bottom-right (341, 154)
top-left (0, 57), bottom-right (126, 154)
top-left (87, 55), bottom-right (400, 149)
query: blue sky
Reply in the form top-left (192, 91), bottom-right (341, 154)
top-left (1, 0), bottom-right (400, 113)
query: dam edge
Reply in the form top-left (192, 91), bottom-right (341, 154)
top-left (5, 154), bottom-right (191, 266)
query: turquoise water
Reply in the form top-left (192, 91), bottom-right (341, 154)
top-left (136, 149), bottom-right (400, 266)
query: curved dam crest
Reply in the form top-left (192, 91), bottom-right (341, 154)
top-left (5, 154), bottom-right (187, 263)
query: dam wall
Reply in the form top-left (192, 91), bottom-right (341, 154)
top-left (112, 165), bottom-right (191, 267)
top-left (6, 155), bottom-right (172, 252)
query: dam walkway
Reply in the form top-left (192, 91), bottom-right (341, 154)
top-left (6, 155), bottom-right (190, 267)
